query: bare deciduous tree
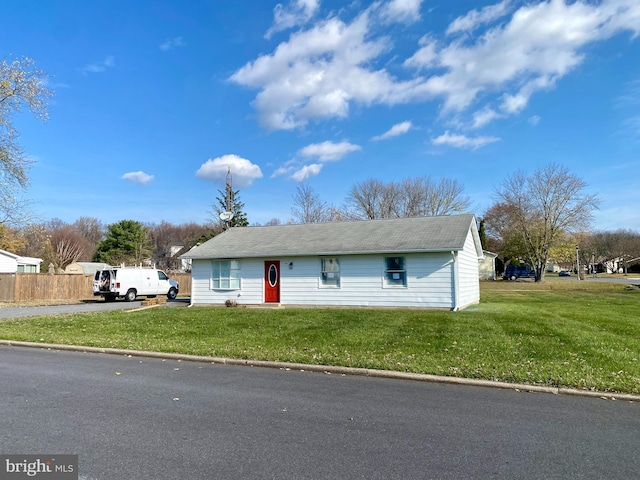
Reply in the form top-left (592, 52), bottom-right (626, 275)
top-left (73, 217), bottom-right (104, 243)
top-left (147, 221), bottom-right (215, 270)
top-left (400, 177), bottom-right (471, 217)
top-left (72, 217), bottom-right (104, 261)
top-left (345, 179), bottom-right (386, 220)
top-left (49, 226), bottom-right (90, 271)
top-left (291, 183), bottom-right (329, 223)
top-left (496, 163), bottom-right (600, 282)
top-left (346, 177), bottom-right (471, 220)
top-left (1, 57), bottom-right (53, 226)
top-left (482, 202), bottom-right (529, 263)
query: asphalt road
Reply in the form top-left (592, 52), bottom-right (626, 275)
top-left (0, 298), bottom-right (190, 319)
top-left (583, 276), bottom-right (640, 285)
top-left (1, 347), bottom-right (638, 480)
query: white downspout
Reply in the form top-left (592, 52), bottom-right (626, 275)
top-left (451, 251), bottom-right (460, 312)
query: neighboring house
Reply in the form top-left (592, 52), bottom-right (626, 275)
top-left (479, 251), bottom-right (498, 280)
top-left (156, 243), bottom-right (191, 272)
top-left (546, 261), bottom-right (561, 273)
top-left (603, 256), bottom-right (640, 274)
top-left (0, 249), bottom-right (43, 273)
top-left (181, 214), bottom-right (483, 310)
top-left (65, 262), bottom-right (112, 276)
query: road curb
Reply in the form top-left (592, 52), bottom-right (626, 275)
top-left (1, 340), bottom-right (638, 402)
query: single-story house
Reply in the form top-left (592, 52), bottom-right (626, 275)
top-left (0, 249), bottom-right (43, 273)
top-left (65, 262), bottom-right (112, 276)
top-left (479, 251), bottom-right (498, 280)
top-left (181, 214), bottom-right (483, 310)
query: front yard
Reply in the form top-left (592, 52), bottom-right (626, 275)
top-left (0, 279), bottom-right (638, 393)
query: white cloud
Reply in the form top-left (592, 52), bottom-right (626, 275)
top-left (291, 163), bottom-right (323, 182)
top-left (614, 79), bottom-right (640, 140)
top-left (406, 0), bottom-right (640, 120)
top-left (621, 115), bottom-right (640, 139)
top-left (372, 121), bottom-right (413, 140)
top-left (160, 37), bottom-right (186, 51)
top-left (122, 171), bottom-right (154, 184)
top-left (265, 0), bottom-right (320, 39)
top-left (431, 131), bottom-right (500, 150)
top-left (599, 0), bottom-right (640, 38)
top-left (271, 140), bottom-right (360, 181)
top-left (231, 11), bottom-right (417, 130)
top-left (79, 56), bottom-right (115, 75)
top-left (403, 35), bottom-right (438, 70)
top-left (528, 115), bottom-right (541, 126)
top-left (471, 108), bottom-right (503, 129)
top-left (195, 154), bottom-right (263, 188)
top-left (298, 140), bottom-right (361, 161)
top-left (379, 0), bottom-right (423, 24)
top-left (446, 0), bottom-right (512, 35)
top-left (232, 0), bottom-right (640, 131)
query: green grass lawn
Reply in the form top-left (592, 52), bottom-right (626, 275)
top-left (0, 279), bottom-right (638, 393)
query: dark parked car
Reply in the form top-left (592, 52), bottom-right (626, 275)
top-left (503, 265), bottom-right (536, 280)
top-left (558, 270), bottom-right (571, 277)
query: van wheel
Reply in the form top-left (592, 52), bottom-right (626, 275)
top-left (125, 289), bottom-right (137, 302)
top-left (167, 288), bottom-right (178, 300)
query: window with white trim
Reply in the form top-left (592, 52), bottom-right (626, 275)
top-left (211, 260), bottom-right (240, 289)
top-left (17, 265), bottom-right (37, 273)
top-left (320, 257), bottom-right (340, 287)
top-left (384, 256), bottom-right (406, 287)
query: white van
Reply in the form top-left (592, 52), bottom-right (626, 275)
top-left (92, 267), bottom-right (179, 302)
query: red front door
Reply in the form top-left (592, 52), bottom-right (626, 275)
top-left (264, 261), bottom-right (280, 303)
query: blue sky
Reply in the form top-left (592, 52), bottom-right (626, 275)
top-left (3, 0), bottom-right (639, 230)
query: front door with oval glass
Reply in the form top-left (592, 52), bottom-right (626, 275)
top-left (264, 261), bottom-right (280, 303)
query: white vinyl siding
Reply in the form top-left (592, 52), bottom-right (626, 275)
top-left (456, 230), bottom-right (481, 309)
top-left (191, 253), bottom-right (457, 308)
top-left (0, 252), bottom-right (18, 273)
top-left (193, 259), bottom-right (261, 303)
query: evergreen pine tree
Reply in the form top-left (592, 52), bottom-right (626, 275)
top-left (213, 186), bottom-right (248, 228)
top-left (478, 219), bottom-right (488, 250)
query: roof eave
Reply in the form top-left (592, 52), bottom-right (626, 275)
top-left (185, 247), bottom-right (464, 260)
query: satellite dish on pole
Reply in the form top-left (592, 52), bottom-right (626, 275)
top-left (219, 211), bottom-right (234, 221)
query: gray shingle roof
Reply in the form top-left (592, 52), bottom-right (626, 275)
top-left (182, 214), bottom-right (479, 260)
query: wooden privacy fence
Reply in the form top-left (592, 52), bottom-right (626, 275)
top-left (0, 273), bottom-right (192, 303)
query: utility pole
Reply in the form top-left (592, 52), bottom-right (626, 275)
top-left (226, 167), bottom-right (232, 214)
top-left (219, 167), bottom-right (234, 230)
top-left (575, 245), bottom-right (580, 281)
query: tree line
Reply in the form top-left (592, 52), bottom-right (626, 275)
top-left (289, 165), bottom-right (640, 281)
top-left (482, 164), bottom-right (639, 279)
top-left (0, 218), bottom-right (215, 273)
top-left (289, 177), bottom-right (471, 224)
top-left (1, 165), bottom-right (638, 279)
